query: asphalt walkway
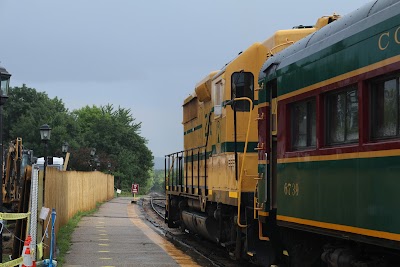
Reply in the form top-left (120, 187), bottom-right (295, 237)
top-left (64, 197), bottom-right (199, 267)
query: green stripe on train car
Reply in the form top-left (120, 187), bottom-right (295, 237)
top-left (222, 142), bottom-right (258, 153)
top-left (277, 156), bottom-right (400, 234)
top-left (185, 142), bottom-right (258, 163)
top-left (184, 124), bottom-right (202, 135)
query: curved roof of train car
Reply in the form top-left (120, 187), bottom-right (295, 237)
top-left (259, 0), bottom-right (400, 81)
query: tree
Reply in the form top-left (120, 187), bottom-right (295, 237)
top-left (150, 169), bottom-right (165, 193)
top-left (4, 85), bottom-right (81, 157)
top-left (72, 105), bottom-right (154, 193)
top-left (3, 85), bottom-right (154, 194)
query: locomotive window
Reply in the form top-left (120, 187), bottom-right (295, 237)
top-left (291, 98), bottom-right (316, 150)
top-left (326, 87), bottom-right (359, 145)
top-left (371, 76), bottom-right (400, 139)
top-left (231, 72), bottom-right (254, 111)
top-left (213, 80), bottom-right (224, 117)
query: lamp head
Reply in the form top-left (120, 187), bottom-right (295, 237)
top-left (40, 124), bottom-right (52, 142)
top-left (0, 65), bottom-right (11, 106)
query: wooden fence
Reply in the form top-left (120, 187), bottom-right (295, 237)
top-left (41, 168), bottom-right (114, 254)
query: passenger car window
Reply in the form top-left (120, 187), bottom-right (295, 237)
top-left (291, 98), bottom-right (316, 150)
top-left (371, 76), bottom-right (399, 139)
top-left (326, 87), bottom-right (358, 145)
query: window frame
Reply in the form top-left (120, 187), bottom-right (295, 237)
top-left (231, 71), bottom-right (254, 112)
top-left (325, 86), bottom-right (359, 146)
top-left (213, 79), bottom-right (224, 118)
top-left (290, 97), bottom-right (317, 151)
top-left (370, 74), bottom-right (400, 141)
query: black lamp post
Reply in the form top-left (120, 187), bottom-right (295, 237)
top-left (90, 148), bottom-right (96, 157)
top-left (89, 148), bottom-right (96, 171)
top-left (61, 141), bottom-right (69, 171)
top-left (94, 155), bottom-right (100, 171)
top-left (40, 124), bottom-right (52, 181)
top-left (0, 65), bottom-right (11, 263)
top-left (61, 141), bottom-right (69, 154)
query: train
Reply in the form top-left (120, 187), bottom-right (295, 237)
top-left (165, 0), bottom-right (400, 266)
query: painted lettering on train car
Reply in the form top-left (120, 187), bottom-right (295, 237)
top-left (283, 182), bottom-right (299, 196)
top-left (378, 26), bottom-right (400, 50)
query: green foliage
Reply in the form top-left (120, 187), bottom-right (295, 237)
top-left (72, 104), bottom-right (154, 192)
top-left (151, 169), bottom-right (165, 193)
top-left (4, 85), bottom-right (154, 194)
top-left (4, 84), bottom-right (80, 156)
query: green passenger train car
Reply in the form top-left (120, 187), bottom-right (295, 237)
top-left (257, 0), bottom-right (400, 265)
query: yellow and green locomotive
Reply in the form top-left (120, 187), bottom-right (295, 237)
top-left (165, 14), bottom-right (337, 263)
top-left (166, 0), bottom-right (400, 266)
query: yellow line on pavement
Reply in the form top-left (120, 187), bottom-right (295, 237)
top-left (127, 203), bottom-right (201, 267)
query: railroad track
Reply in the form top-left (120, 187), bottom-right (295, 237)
top-left (141, 194), bottom-right (255, 267)
top-left (150, 197), bottom-right (165, 220)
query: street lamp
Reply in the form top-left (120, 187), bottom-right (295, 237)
top-left (61, 141), bottom-right (69, 153)
top-left (90, 148), bottom-right (96, 157)
top-left (62, 141), bottom-right (69, 171)
top-left (0, 66), bottom-right (11, 104)
top-left (89, 148), bottom-right (96, 171)
top-left (94, 155), bottom-right (100, 171)
top-left (40, 124), bottom-right (52, 181)
top-left (40, 124), bottom-right (52, 142)
top-left (0, 65), bottom-right (11, 263)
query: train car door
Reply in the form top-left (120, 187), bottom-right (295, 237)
top-left (269, 79), bottom-right (278, 210)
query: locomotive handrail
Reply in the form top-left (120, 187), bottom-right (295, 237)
top-left (232, 97), bottom-right (253, 228)
top-left (165, 150), bottom-right (184, 157)
top-left (165, 145), bottom-right (207, 195)
top-left (165, 154), bottom-right (176, 188)
top-left (266, 38), bottom-right (294, 57)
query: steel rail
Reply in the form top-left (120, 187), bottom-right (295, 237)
top-left (150, 196), bottom-right (165, 220)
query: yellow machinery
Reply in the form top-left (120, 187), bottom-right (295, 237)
top-left (2, 137), bottom-right (30, 211)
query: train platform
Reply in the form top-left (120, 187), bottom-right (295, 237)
top-left (64, 197), bottom-right (200, 267)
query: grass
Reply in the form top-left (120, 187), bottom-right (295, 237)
top-left (115, 190), bottom-right (142, 197)
top-left (116, 190), bottom-right (132, 197)
top-left (56, 202), bottom-right (102, 266)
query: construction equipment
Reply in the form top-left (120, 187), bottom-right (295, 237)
top-left (2, 137), bottom-right (33, 212)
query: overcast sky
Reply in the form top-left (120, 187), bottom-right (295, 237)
top-left (0, 0), bottom-right (369, 157)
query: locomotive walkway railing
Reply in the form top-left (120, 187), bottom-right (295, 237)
top-left (165, 145), bottom-right (207, 196)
